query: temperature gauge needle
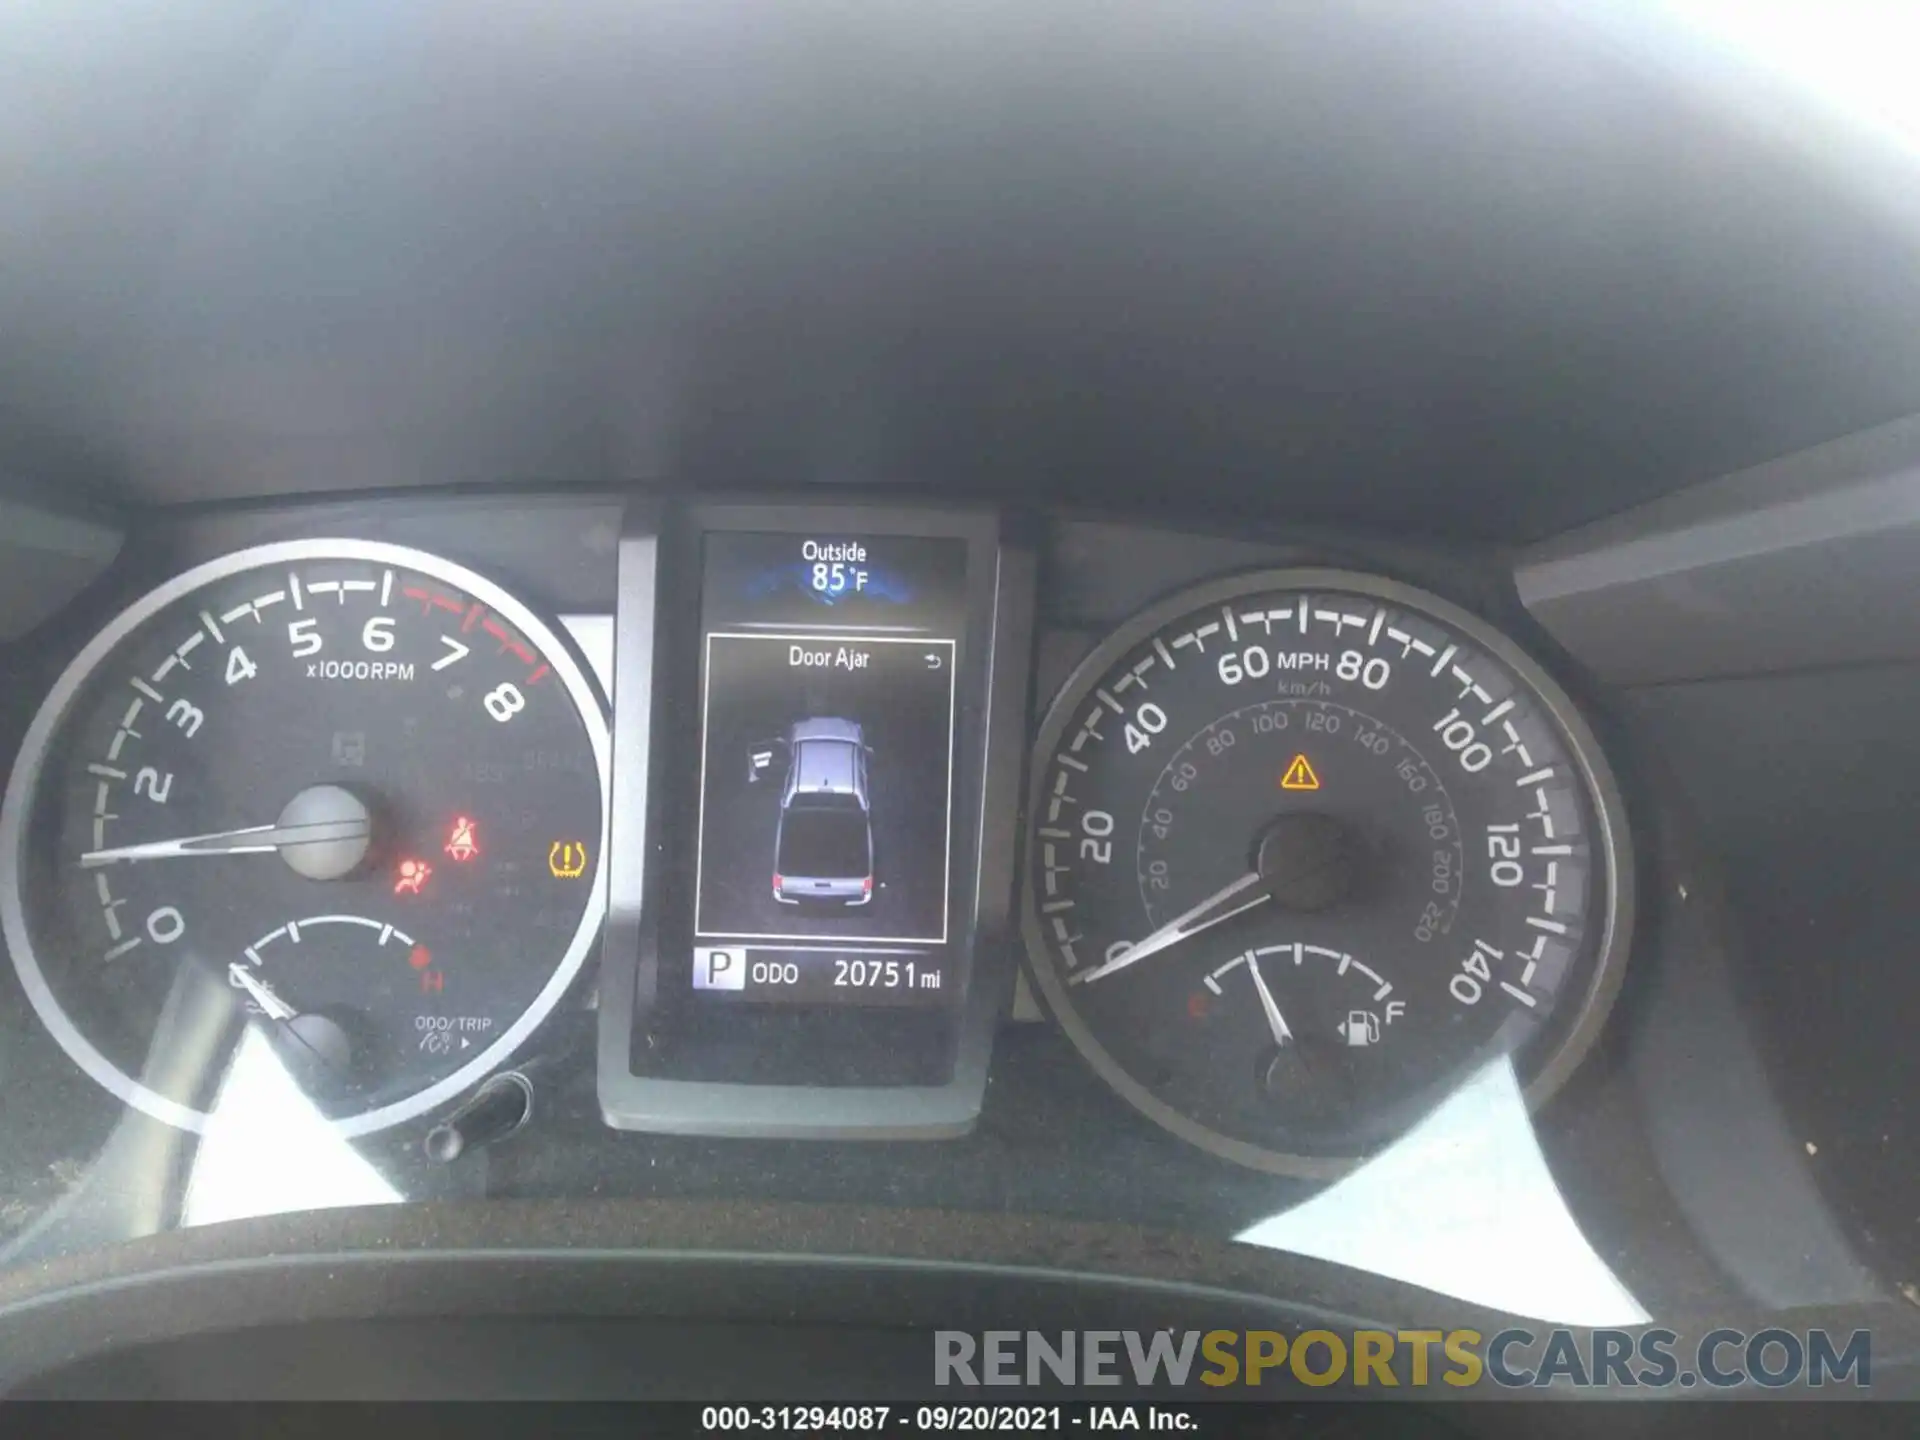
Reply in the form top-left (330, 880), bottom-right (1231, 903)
top-left (1244, 951), bottom-right (1294, 1048)
top-left (227, 963), bottom-right (356, 1079)
top-left (227, 963), bottom-right (298, 1021)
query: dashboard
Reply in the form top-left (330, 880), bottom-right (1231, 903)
top-left (7, 481), bottom-right (1920, 1392)
top-left (1, 498), bottom-right (1631, 1172)
top-left (7, 0), bottom-right (1920, 1410)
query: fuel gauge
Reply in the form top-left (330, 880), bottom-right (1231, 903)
top-left (1198, 944), bottom-right (1412, 1152)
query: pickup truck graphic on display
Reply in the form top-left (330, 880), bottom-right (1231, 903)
top-left (749, 718), bottom-right (875, 906)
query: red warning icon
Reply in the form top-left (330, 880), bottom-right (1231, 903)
top-left (445, 815), bottom-right (480, 862)
top-left (1280, 754), bottom-right (1321, 791)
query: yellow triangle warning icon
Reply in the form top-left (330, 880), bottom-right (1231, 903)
top-left (1280, 754), bottom-right (1321, 791)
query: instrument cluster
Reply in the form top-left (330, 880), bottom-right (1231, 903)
top-left (0, 495), bottom-right (1641, 1216)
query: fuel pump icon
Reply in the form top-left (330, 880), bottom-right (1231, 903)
top-left (1336, 999), bottom-right (1405, 1047)
top-left (1339, 1011), bottom-right (1380, 1047)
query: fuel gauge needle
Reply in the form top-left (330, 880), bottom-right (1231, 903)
top-left (227, 963), bottom-right (298, 1022)
top-left (1245, 951), bottom-right (1295, 1048)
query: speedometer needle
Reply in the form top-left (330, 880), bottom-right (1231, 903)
top-left (1244, 952), bottom-right (1294, 1047)
top-left (1072, 870), bottom-right (1271, 984)
top-left (79, 816), bottom-right (370, 868)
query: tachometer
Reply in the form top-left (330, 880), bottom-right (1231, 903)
top-left (0, 540), bottom-right (607, 1136)
top-left (1021, 569), bottom-right (1631, 1175)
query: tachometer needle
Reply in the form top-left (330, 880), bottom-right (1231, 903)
top-left (79, 816), bottom-right (369, 868)
top-left (1244, 951), bottom-right (1294, 1048)
top-left (227, 963), bottom-right (298, 1021)
top-left (1072, 870), bottom-right (1271, 984)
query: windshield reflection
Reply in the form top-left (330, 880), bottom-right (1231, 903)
top-left (181, 1026), bottom-right (400, 1228)
top-left (1235, 1054), bottom-right (1649, 1325)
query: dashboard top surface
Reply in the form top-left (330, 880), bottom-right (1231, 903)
top-left (8, 3), bottom-right (1920, 541)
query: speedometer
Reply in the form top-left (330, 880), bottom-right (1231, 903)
top-left (1020, 569), bottom-right (1632, 1176)
top-left (0, 540), bottom-right (607, 1137)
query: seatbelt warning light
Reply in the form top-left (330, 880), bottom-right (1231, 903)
top-left (445, 815), bottom-right (479, 862)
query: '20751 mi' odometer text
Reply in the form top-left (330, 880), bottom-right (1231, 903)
top-left (1021, 570), bottom-right (1632, 1176)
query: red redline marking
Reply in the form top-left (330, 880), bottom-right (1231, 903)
top-left (393, 588), bottom-right (547, 673)
top-left (481, 617), bottom-right (536, 664)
